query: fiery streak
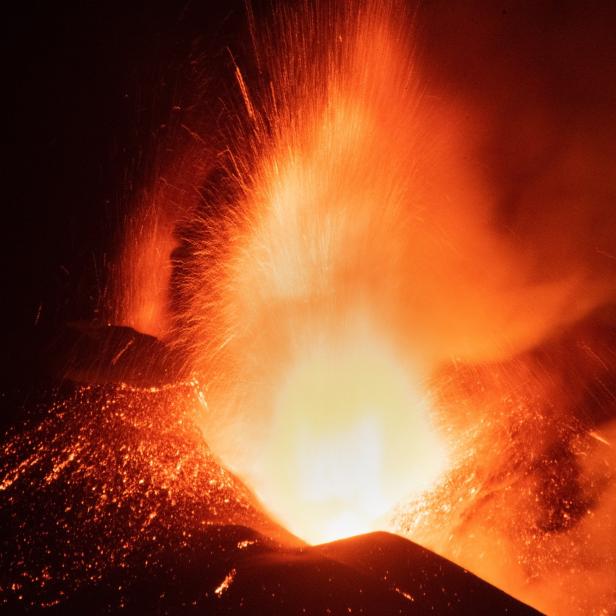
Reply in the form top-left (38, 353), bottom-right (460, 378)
top-left (214, 568), bottom-right (237, 598)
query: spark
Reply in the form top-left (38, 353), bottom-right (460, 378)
top-left (589, 430), bottom-right (611, 446)
top-left (214, 568), bottom-right (237, 598)
top-left (394, 587), bottom-right (414, 602)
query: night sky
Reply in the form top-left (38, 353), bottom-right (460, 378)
top-left (7, 2), bottom-right (243, 390)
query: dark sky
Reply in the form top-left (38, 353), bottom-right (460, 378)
top-left (6, 1), bottom-right (247, 383)
top-left (6, 0), bottom-right (616, 385)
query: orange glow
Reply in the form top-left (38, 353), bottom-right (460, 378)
top-left (256, 326), bottom-right (447, 543)
top-left (114, 205), bottom-right (176, 337)
top-left (170, 1), bottom-right (606, 550)
top-left (105, 1), bottom-right (616, 613)
top-left (175, 4), bottom-right (461, 543)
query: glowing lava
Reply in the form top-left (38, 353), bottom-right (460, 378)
top-left (172, 2), bottom-right (459, 544)
top-left (257, 328), bottom-right (447, 543)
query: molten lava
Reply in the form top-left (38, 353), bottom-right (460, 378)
top-left (257, 326), bottom-right (447, 543)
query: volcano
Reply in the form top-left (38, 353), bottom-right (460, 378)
top-left (5, 1), bottom-right (616, 614)
top-left (0, 326), bottom-right (539, 615)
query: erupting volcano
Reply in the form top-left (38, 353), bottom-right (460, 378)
top-left (4, 1), bottom-right (616, 614)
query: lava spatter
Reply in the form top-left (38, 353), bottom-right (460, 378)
top-left (0, 381), bottom-right (292, 611)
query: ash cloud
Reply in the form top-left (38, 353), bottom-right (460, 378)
top-left (409, 0), bottom-right (616, 361)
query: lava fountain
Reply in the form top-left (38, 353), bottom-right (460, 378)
top-left (159, 0), bottom-right (608, 545)
top-left (98, 0), bottom-right (616, 613)
top-left (169, 2), bottom-right (462, 543)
